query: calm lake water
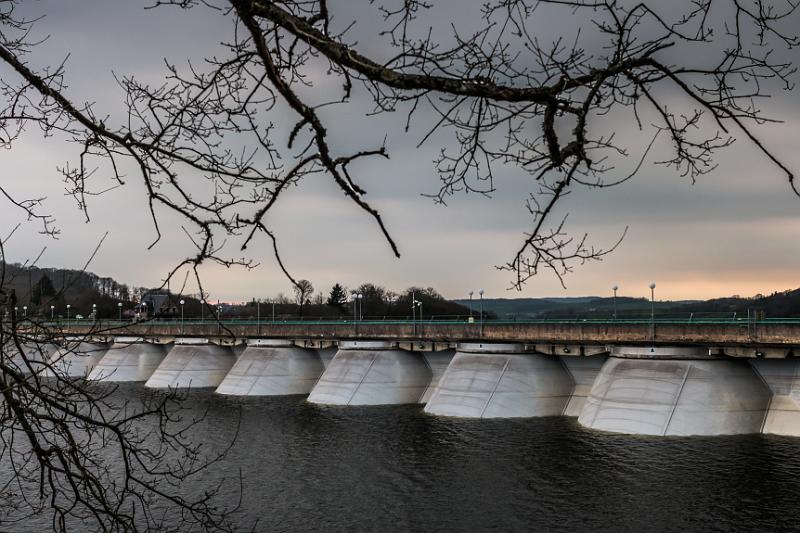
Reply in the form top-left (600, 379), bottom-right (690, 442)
top-left (8, 385), bottom-right (800, 532)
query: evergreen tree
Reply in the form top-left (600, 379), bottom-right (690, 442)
top-left (30, 274), bottom-right (56, 307)
top-left (326, 283), bottom-right (347, 310)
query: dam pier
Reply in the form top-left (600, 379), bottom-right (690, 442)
top-left (16, 317), bottom-right (800, 437)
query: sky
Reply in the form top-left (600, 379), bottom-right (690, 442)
top-left (0, 0), bottom-right (798, 303)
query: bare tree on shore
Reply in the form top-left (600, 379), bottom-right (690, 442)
top-left (0, 240), bottom-right (240, 531)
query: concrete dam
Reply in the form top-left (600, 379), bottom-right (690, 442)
top-left (16, 316), bottom-right (800, 437)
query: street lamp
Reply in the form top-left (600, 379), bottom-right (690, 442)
top-left (468, 291), bottom-right (474, 319)
top-left (180, 299), bottom-right (185, 334)
top-left (357, 293), bottom-right (363, 321)
top-left (22, 305), bottom-right (27, 318)
top-left (92, 303), bottom-right (97, 320)
top-left (66, 304), bottom-right (71, 321)
top-left (649, 282), bottom-right (656, 340)
top-left (50, 305), bottom-right (55, 320)
top-left (411, 291), bottom-right (417, 333)
top-left (479, 289), bottom-right (485, 336)
top-left (612, 285), bottom-right (619, 320)
top-left (117, 302), bottom-right (123, 321)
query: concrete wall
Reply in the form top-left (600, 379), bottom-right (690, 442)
top-left (318, 347), bottom-right (337, 368)
top-left (45, 342), bottom-right (108, 378)
top-left (578, 356), bottom-right (770, 436)
top-left (750, 359), bottom-right (800, 436)
top-left (419, 350), bottom-right (456, 404)
top-left (308, 348), bottom-right (432, 405)
top-left (560, 355), bottom-right (607, 417)
top-left (5, 342), bottom-right (58, 375)
top-left (423, 348), bottom-right (574, 418)
top-left (145, 344), bottom-right (236, 389)
top-left (216, 345), bottom-right (324, 396)
top-left (88, 343), bottom-right (169, 382)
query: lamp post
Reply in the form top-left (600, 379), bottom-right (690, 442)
top-left (649, 282), bottom-right (656, 340)
top-left (22, 305), bottom-right (27, 319)
top-left (411, 291), bottom-right (416, 334)
top-left (479, 289), bottom-right (485, 337)
top-left (66, 304), bottom-right (71, 321)
top-left (357, 293), bottom-right (363, 321)
top-left (92, 303), bottom-right (97, 321)
top-left (413, 299), bottom-right (422, 336)
top-left (50, 305), bottom-right (55, 321)
top-left (117, 302), bottom-right (123, 321)
top-left (612, 285), bottom-right (618, 320)
top-left (468, 291), bottom-right (474, 320)
top-left (180, 299), bottom-right (185, 334)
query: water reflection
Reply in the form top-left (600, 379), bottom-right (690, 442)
top-left (9, 387), bottom-right (800, 532)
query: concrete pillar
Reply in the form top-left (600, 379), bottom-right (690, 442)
top-left (145, 340), bottom-right (236, 389)
top-left (307, 341), bottom-right (432, 405)
top-left (578, 346), bottom-right (770, 436)
top-left (750, 358), bottom-right (800, 436)
top-left (559, 355), bottom-right (608, 417)
top-left (87, 341), bottom-right (169, 382)
top-left (216, 339), bottom-right (325, 396)
top-left (45, 342), bottom-right (108, 378)
top-left (423, 343), bottom-right (574, 418)
top-left (419, 350), bottom-right (456, 404)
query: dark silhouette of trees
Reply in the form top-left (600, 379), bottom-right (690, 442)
top-left (0, 253), bottom-right (237, 532)
top-left (30, 274), bottom-right (55, 307)
top-left (293, 279), bottom-right (314, 317)
top-left (326, 283), bottom-right (347, 312)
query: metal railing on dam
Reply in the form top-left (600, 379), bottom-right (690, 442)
top-left (28, 316), bottom-right (800, 346)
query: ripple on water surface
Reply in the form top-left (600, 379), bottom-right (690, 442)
top-left (9, 386), bottom-right (800, 532)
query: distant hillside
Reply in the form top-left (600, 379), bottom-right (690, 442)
top-left (679, 289), bottom-right (800, 317)
top-left (456, 292), bottom-right (799, 319)
top-left (1, 262), bottom-right (144, 318)
top-left (5, 260), bottom-right (800, 319)
top-left (454, 296), bottom-right (659, 318)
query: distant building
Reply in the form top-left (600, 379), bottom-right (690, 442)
top-left (136, 291), bottom-right (180, 320)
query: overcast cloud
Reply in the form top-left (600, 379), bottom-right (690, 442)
top-left (0, 0), bottom-right (798, 302)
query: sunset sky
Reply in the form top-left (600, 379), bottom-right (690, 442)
top-left (1, 1), bottom-right (798, 303)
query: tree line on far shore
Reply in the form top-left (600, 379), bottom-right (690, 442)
top-left (2, 263), bottom-right (487, 320)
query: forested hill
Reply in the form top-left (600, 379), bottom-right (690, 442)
top-left (1, 263), bottom-right (142, 318)
top-left (678, 289), bottom-right (800, 317)
top-left (457, 291), bottom-right (800, 318)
